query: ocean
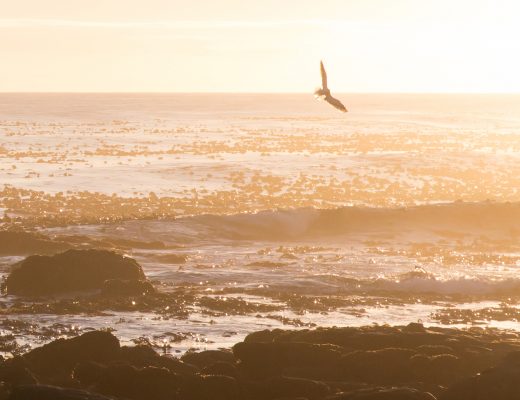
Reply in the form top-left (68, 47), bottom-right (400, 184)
top-left (1, 93), bottom-right (520, 354)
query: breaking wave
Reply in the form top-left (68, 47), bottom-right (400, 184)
top-left (179, 201), bottom-right (520, 241)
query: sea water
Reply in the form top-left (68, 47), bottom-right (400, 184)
top-left (1, 93), bottom-right (520, 353)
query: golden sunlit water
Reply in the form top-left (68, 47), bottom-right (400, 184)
top-left (2, 93), bottom-right (520, 355)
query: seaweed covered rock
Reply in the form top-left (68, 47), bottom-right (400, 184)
top-left (5, 249), bottom-right (146, 296)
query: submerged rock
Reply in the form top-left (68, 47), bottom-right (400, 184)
top-left (5, 249), bottom-right (146, 296)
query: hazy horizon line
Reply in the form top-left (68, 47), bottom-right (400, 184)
top-left (2, 91), bottom-right (520, 95)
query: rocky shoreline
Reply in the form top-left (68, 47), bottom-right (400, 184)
top-left (1, 323), bottom-right (520, 400)
top-left (2, 242), bottom-right (520, 399)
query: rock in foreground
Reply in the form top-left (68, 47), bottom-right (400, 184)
top-left (2, 324), bottom-right (520, 400)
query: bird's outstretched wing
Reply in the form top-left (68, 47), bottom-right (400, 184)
top-left (320, 61), bottom-right (328, 90)
top-left (325, 95), bottom-right (348, 113)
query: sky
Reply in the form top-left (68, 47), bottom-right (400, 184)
top-left (2, 0), bottom-right (520, 92)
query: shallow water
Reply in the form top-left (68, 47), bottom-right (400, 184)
top-left (1, 93), bottom-right (520, 355)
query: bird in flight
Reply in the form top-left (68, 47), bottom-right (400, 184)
top-left (314, 61), bottom-right (347, 113)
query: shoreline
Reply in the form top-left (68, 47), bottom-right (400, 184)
top-left (2, 323), bottom-right (520, 400)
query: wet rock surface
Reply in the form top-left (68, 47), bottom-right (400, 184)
top-left (4, 249), bottom-right (146, 296)
top-left (439, 350), bottom-right (520, 400)
top-left (1, 325), bottom-right (520, 400)
top-left (8, 384), bottom-right (114, 400)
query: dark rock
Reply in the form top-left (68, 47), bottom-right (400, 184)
top-left (179, 374), bottom-right (239, 400)
top-left (118, 345), bottom-right (159, 366)
top-left (440, 351), bottom-right (520, 400)
top-left (327, 386), bottom-right (437, 399)
top-left (403, 323), bottom-right (427, 333)
top-left (7, 325), bottom-right (520, 400)
top-left (415, 345), bottom-right (454, 356)
top-left (233, 342), bottom-right (341, 378)
top-left (201, 361), bottom-right (238, 378)
top-left (272, 398), bottom-right (308, 400)
top-left (410, 353), bottom-right (461, 384)
top-left (181, 349), bottom-right (235, 369)
top-left (8, 384), bottom-right (113, 400)
top-left (244, 329), bottom-right (282, 343)
top-left (101, 279), bottom-right (155, 296)
top-left (72, 362), bottom-right (106, 387)
top-left (5, 249), bottom-right (145, 296)
top-left (253, 376), bottom-right (329, 400)
top-left (23, 331), bottom-right (120, 381)
top-left (0, 357), bottom-right (38, 386)
top-left (500, 350), bottom-right (520, 368)
top-left (340, 348), bottom-right (415, 383)
top-left (245, 325), bottom-right (453, 351)
top-left (0, 382), bottom-right (9, 400)
top-left (94, 364), bottom-right (180, 400)
top-left (237, 325), bottom-right (520, 385)
top-left (91, 364), bottom-right (136, 398)
top-left (156, 356), bottom-right (198, 376)
top-left (118, 345), bottom-right (197, 375)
